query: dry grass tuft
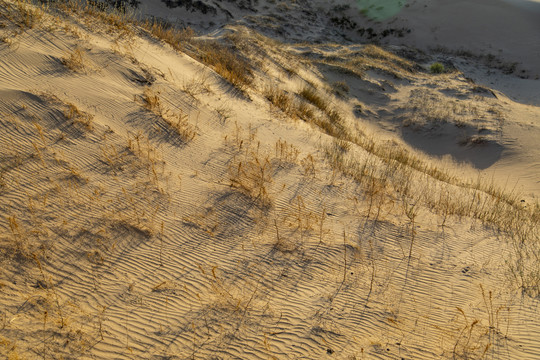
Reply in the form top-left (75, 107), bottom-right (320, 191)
top-left (214, 103), bottom-right (233, 124)
top-left (182, 72), bottom-right (212, 99)
top-left (298, 86), bottom-right (329, 112)
top-left (229, 151), bottom-right (273, 208)
top-left (164, 109), bottom-right (197, 142)
top-left (314, 44), bottom-right (417, 80)
top-left (226, 125), bottom-right (273, 207)
top-left (82, 1), bottom-right (134, 36)
top-left (331, 81), bottom-right (349, 97)
top-left (140, 87), bottom-right (196, 142)
top-left (361, 44), bottom-right (416, 73)
top-left (274, 139), bottom-right (299, 165)
top-left (6, 214), bottom-right (29, 257)
top-left (263, 86), bottom-right (318, 123)
top-left (61, 46), bottom-right (87, 73)
top-left (194, 40), bottom-right (253, 92)
top-left (144, 19), bottom-right (253, 92)
top-left (403, 89), bottom-right (485, 129)
top-left (64, 102), bottom-right (94, 131)
top-left (144, 21), bottom-right (252, 92)
top-left (264, 86), bottom-right (293, 114)
top-left (143, 19), bottom-right (194, 51)
top-left (12, 0), bottom-right (44, 29)
top-left (141, 87), bottom-right (163, 115)
top-left (340, 44), bottom-right (418, 79)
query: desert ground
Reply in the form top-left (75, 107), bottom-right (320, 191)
top-left (0, 0), bottom-right (539, 359)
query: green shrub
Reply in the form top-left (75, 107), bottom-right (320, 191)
top-left (430, 62), bottom-right (445, 74)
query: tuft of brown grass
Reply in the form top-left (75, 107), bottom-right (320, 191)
top-left (274, 139), bottom-right (299, 165)
top-left (300, 154), bottom-right (316, 177)
top-left (82, 1), bottom-right (134, 36)
top-left (226, 126), bottom-right (273, 207)
top-left (263, 86), bottom-right (314, 121)
top-left (344, 44), bottom-right (417, 79)
top-left (7, 215), bottom-right (27, 255)
top-left (215, 103), bottom-right (233, 124)
top-left (143, 19), bottom-right (194, 51)
top-left (361, 44), bottom-right (415, 72)
top-left (182, 72), bottom-right (212, 99)
top-left (144, 19), bottom-right (254, 92)
top-left (61, 46), bottom-right (87, 73)
top-left (0, 172), bottom-right (6, 192)
top-left (194, 40), bottom-right (253, 92)
top-left (314, 44), bottom-right (417, 80)
top-left (298, 86), bottom-right (328, 112)
top-left (264, 86), bottom-right (293, 114)
top-left (229, 151), bottom-right (273, 208)
top-left (331, 81), bottom-right (349, 97)
top-left (165, 109), bottom-right (197, 142)
top-left (144, 21), bottom-right (252, 92)
top-left (13, 0), bottom-right (44, 29)
top-left (139, 87), bottom-right (196, 142)
top-left (64, 102), bottom-right (94, 131)
top-left (403, 89), bottom-right (483, 129)
top-left (141, 87), bottom-right (162, 115)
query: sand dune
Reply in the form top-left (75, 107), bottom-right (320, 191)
top-left (375, 0), bottom-right (540, 76)
top-left (132, 0), bottom-right (540, 77)
top-left (0, 0), bottom-right (539, 359)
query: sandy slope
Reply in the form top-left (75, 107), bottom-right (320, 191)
top-left (130, 0), bottom-right (540, 77)
top-left (288, 41), bottom-right (540, 198)
top-left (0, 0), bottom-right (539, 359)
top-left (369, 0), bottom-right (540, 76)
top-left (126, 0), bottom-right (540, 194)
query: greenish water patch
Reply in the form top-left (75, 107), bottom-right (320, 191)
top-left (356, 0), bottom-right (407, 21)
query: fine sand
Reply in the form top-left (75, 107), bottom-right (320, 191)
top-left (360, 0), bottom-right (540, 77)
top-left (0, 0), bottom-right (539, 359)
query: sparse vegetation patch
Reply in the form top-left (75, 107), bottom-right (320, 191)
top-left (61, 46), bottom-right (88, 72)
top-left (430, 61), bottom-right (445, 74)
top-left (139, 87), bottom-right (196, 142)
top-left (1, 0), bottom-right (539, 358)
top-left (194, 40), bottom-right (253, 92)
